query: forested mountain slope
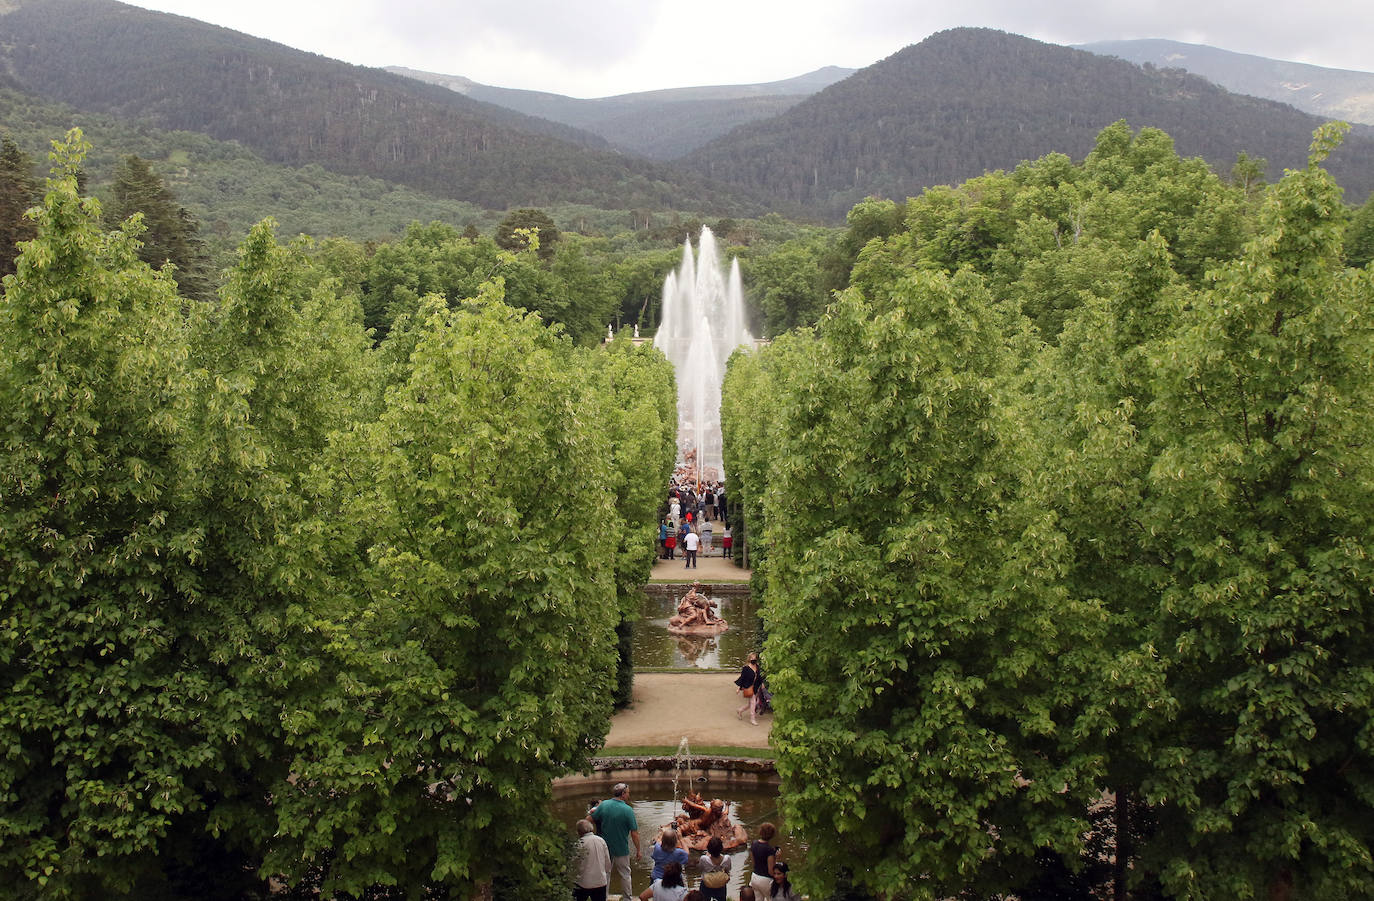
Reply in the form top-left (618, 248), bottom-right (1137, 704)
top-left (387, 65), bottom-right (857, 159)
top-left (1080, 39), bottom-right (1374, 127)
top-left (681, 28), bottom-right (1374, 218)
top-left (0, 0), bottom-right (765, 214)
top-left (0, 82), bottom-right (497, 263)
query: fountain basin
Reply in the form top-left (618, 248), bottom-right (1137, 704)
top-left (553, 763), bottom-right (800, 894)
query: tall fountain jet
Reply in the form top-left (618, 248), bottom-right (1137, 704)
top-left (654, 227), bottom-right (754, 485)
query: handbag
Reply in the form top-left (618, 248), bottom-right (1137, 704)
top-left (742, 686), bottom-right (754, 698)
top-left (702, 864), bottom-right (730, 889)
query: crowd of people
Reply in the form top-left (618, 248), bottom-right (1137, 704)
top-left (660, 481), bottom-right (733, 566)
top-left (575, 783), bottom-right (799, 901)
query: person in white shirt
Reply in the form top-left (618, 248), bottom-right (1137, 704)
top-left (573, 818), bottom-right (612, 901)
top-left (683, 528), bottom-right (700, 569)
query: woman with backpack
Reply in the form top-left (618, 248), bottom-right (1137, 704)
top-left (697, 836), bottom-right (730, 901)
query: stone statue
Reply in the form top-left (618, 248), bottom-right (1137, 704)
top-left (667, 583), bottom-right (727, 635)
top-left (674, 791), bottom-right (748, 852)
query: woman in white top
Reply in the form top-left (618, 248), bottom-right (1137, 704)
top-left (697, 835), bottom-right (731, 901)
top-left (639, 860), bottom-right (687, 901)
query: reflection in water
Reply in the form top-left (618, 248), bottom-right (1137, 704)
top-left (553, 780), bottom-right (801, 897)
top-left (674, 633), bottom-right (717, 667)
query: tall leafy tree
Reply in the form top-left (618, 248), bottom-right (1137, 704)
top-left (0, 132), bottom-right (239, 897)
top-left (0, 136), bottom-right (40, 280)
top-left (108, 154), bottom-right (212, 300)
top-left (758, 267), bottom-right (1106, 899)
top-left (495, 208), bottom-right (560, 260)
top-left (1347, 193), bottom-right (1374, 269)
top-left (262, 289), bottom-right (623, 897)
top-left (591, 335), bottom-right (677, 706)
top-left (1133, 124), bottom-right (1374, 899)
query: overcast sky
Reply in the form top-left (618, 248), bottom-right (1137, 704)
top-left (124, 0), bottom-right (1373, 99)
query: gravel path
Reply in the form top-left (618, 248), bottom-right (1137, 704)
top-left (605, 672), bottom-right (772, 750)
top-left (607, 553), bottom-right (765, 750)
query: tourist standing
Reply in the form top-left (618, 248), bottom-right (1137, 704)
top-left (670, 495), bottom-right (681, 524)
top-left (735, 652), bottom-right (761, 724)
top-left (748, 823), bottom-right (779, 899)
top-left (591, 783), bottom-right (641, 898)
top-left (649, 828), bottom-right (689, 882)
top-left (768, 862), bottom-right (800, 901)
top-left (722, 525), bottom-right (733, 559)
top-left (659, 520), bottom-right (670, 559)
top-left (704, 487), bottom-right (715, 521)
top-left (697, 836), bottom-right (731, 901)
top-left (572, 819), bottom-right (611, 901)
top-left (700, 519), bottom-right (713, 556)
top-left (683, 528), bottom-right (699, 569)
top-left (639, 860), bottom-right (687, 901)
top-left (665, 529), bottom-right (676, 559)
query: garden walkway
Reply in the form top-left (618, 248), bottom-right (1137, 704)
top-left (603, 554), bottom-right (767, 750)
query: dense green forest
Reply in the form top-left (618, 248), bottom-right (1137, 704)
top-left (724, 122), bottom-right (1374, 900)
top-left (5, 1), bottom-right (1374, 894)
top-left (0, 83), bottom-right (492, 259)
top-left (684, 28), bottom-right (1374, 218)
top-left (0, 0), bottom-right (767, 215)
top-left (8, 4), bottom-right (1372, 225)
top-left (0, 86), bottom-right (838, 336)
top-left (0, 132), bottom-right (677, 899)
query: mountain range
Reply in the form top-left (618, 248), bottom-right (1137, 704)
top-left (385, 65), bottom-right (856, 160)
top-left (0, 0), bottom-right (769, 215)
top-left (1079, 39), bottom-right (1374, 128)
top-left (1, 0), bottom-right (1371, 227)
top-left (677, 29), bottom-right (1374, 218)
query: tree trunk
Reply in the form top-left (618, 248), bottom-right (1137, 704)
top-left (1114, 787), bottom-right (1129, 901)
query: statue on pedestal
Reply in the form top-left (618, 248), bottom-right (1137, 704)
top-left (667, 583), bottom-right (727, 635)
top-left (674, 791), bottom-right (749, 852)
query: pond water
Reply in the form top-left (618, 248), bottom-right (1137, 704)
top-left (634, 585), bottom-right (759, 670)
top-left (552, 777), bottom-right (804, 896)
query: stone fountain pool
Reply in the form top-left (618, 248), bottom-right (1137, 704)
top-left (635, 583), bottom-right (758, 670)
top-left (552, 775), bottom-right (804, 895)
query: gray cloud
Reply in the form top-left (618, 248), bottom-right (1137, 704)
top-left (839, 0), bottom-right (1374, 73)
top-left (361, 0), bottom-right (662, 70)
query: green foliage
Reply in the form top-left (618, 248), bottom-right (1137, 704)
top-left (0, 135), bottom-right (40, 279)
top-left (589, 336), bottom-right (678, 706)
top-left (262, 293), bottom-right (623, 897)
top-left (745, 270), bottom-right (1105, 899)
top-left (0, 130), bottom-right (240, 897)
top-left (682, 28), bottom-right (1374, 219)
top-left (740, 235), bottom-right (830, 336)
top-left (0, 132), bottom-right (652, 899)
top-left (725, 122), bottom-right (1374, 899)
top-left (495, 208), bottom-right (561, 260)
top-left (108, 154), bottom-right (212, 299)
top-left (1347, 192), bottom-right (1374, 268)
top-left (1127, 125), bottom-right (1374, 898)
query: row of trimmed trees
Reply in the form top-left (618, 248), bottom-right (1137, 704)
top-left (723, 123), bottom-right (1374, 900)
top-left (0, 132), bottom-right (676, 899)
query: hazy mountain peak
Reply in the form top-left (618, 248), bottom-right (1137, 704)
top-left (1078, 38), bottom-right (1374, 125)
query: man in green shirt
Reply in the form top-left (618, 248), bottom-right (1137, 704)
top-left (591, 782), bottom-right (641, 897)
